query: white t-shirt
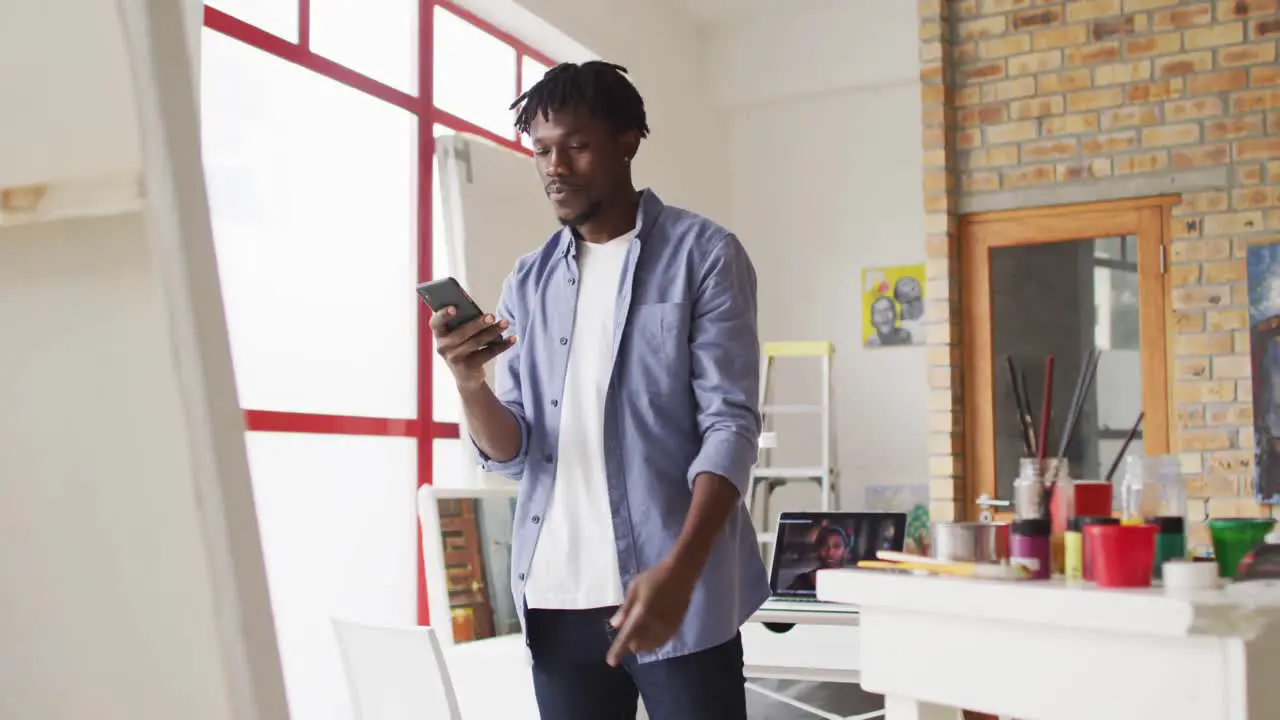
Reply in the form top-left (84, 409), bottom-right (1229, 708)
top-left (523, 232), bottom-right (631, 610)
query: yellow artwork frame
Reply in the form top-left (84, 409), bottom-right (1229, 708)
top-left (861, 264), bottom-right (926, 348)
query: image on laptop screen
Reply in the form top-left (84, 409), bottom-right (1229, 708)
top-left (771, 512), bottom-right (907, 597)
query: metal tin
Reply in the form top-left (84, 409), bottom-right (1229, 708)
top-left (930, 521), bottom-right (1011, 564)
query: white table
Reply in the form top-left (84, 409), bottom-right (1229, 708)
top-left (743, 602), bottom-right (882, 720)
top-left (817, 569), bottom-right (1280, 720)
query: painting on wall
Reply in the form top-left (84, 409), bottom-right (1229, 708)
top-left (1246, 241), bottom-right (1280, 504)
top-left (861, 264), bottom-right (926, 348)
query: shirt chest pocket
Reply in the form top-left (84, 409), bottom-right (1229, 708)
top-left (626, 301), bottom-right (692, 379)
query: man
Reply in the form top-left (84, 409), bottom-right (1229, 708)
top-left (785, 526), bottom-right (849, 593)
top-left (893, 276), bottom-right (924, 322)
top-left (866, 295), bottom-right (913, 347)
top-left (429, 61), bottom-right (769, 720)
top-left (893, 275), bottom-right (925, 340)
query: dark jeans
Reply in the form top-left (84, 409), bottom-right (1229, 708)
top-left (525, 606), bottom-right (747, 720)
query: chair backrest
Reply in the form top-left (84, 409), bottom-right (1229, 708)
top-left (332, 618), bottom-right (462, 720)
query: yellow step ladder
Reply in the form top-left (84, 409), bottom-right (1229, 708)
top-left (749, 341), bottom-right (838, 549)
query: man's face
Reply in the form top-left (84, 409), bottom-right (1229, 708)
top-left (871, 298), bottom-right (897, 333)
top-left (895, 277), bottom-right (922, 304)
top-left (529, 106), bottom-right (637, 227)
top-left (817, 534), bottom-right (846, 568)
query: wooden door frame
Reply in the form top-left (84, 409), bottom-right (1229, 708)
top-left (959, 196), bottom-right (1179, 520)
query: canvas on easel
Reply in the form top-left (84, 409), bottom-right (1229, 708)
top-left (0, 2), bottom-right (287, 718)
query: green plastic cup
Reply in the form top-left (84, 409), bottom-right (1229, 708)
top-left (1208, 518), bottom-right (1276, 579)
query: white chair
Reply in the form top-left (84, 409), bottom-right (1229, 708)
top-left (332, 618), bottom-right (462, 720)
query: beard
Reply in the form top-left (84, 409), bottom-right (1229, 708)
top-left (558, 199), bottom-right (605, 228)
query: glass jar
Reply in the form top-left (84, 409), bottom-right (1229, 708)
top-left (1013, 457), bottom-right (1068, 519)
top-left (1121, 455), bottom-right (1181, 525)
top-left (1011, 517), bottom-right (1052, 580)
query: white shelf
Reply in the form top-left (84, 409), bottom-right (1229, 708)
top-left (761, 404), bottom-right (822, 415)
top-left (752, 466), bottom-right (826, 479)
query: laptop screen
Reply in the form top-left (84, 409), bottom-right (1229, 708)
top-left (770, 512), bottom-right (907, 597)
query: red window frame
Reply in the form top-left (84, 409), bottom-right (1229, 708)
top-left (204, 0), bottom-right (554, 627)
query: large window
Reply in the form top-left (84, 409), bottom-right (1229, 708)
top-left (201, 3), bottom-right (553, 717)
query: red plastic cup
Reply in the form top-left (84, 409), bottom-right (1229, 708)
top-left (1085, 523), bottom-right (1157, 588)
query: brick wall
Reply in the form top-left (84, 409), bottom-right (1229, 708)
top-left (918, 0), bottom-right (1280, 546)
top-left (919, 0), bottom-right (966, 526)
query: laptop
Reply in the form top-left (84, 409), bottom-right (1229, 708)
top-left (760, 511), bottom-right (907, 613)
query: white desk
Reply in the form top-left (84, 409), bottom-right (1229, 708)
top-left (743, 603), bottom-right (882, 720)
top-left (818, 570), bottom-right (1280, 720)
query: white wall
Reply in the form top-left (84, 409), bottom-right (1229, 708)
top-left (458, 0), bottom-right (926, 511)
top-left (456, 0), bottom-right (728, 222)
top-left (708, 0), bottom-right (928, 509)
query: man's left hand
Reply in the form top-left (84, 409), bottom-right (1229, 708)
top-left (606, 557), bottom-right (697, 666)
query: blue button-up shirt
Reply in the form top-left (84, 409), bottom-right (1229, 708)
top-left (473, 189), bottom-right (770, 663)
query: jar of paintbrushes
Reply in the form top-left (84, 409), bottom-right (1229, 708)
top-left (1012, 458), bottom-right (1069, 576)
top-left (1003, 348), bottom-right (1157, 580)
top-left (1006, 350), bottom-right (1102, 576)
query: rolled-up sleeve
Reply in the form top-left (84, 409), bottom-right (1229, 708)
top-left (470, 272), bottom-right (530, 480)
top-left (686, 233), bottom-right (761, 496)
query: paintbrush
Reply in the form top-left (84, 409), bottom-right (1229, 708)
top-left (1055, 349), bottom-right (1101, 460)
top-left (1049, 348), bottom-right (1100, 515)
top-left (1005, 356), bottom-right (1034, 456)
top-left (858, 559), bottom-right (1032, 580)
top-left (1104, 411), bottom-right (1146, 483)
top-left (1036, 356), bottom-right (1055, 463)
top-left (1018, 367), bottom-right (1037, 456)
top-left (1054, 349), bottom-right (1092, 460)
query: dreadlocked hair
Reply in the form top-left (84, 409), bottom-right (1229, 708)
top-left (510, 61), bottom-right (650, 138)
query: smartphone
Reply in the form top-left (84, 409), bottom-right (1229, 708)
top-left (416, 277), bottom-right (485, 332)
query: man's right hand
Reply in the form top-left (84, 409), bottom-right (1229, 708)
top-left (430, 307), bottom-right (515, 392)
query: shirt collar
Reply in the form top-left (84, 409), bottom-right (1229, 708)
top-left (557, 188), bottom-right (664, 258)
